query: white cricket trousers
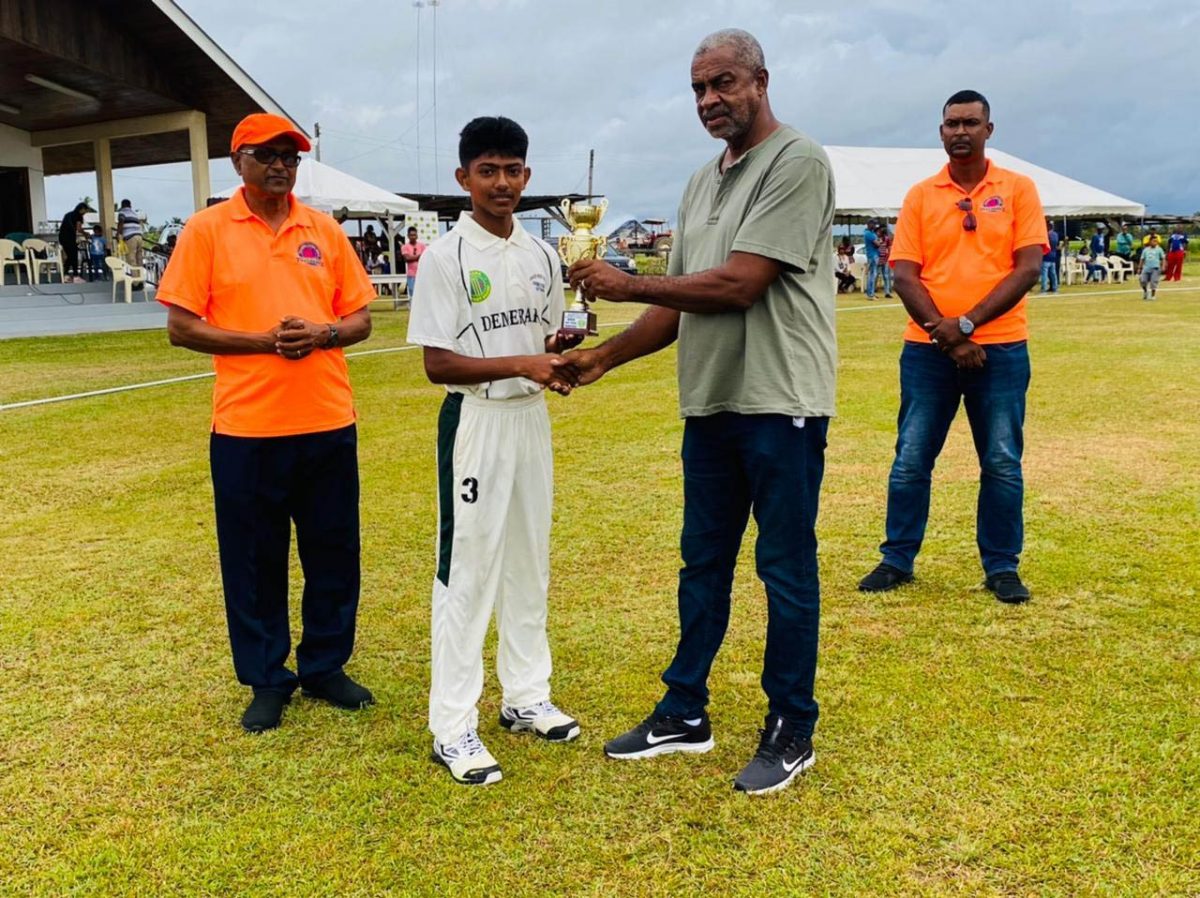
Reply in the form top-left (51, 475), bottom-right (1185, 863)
top-left (429, 391), bottom-right (554, 744)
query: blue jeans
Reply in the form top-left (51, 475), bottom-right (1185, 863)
top-left (865, 256), bottom-right (880, 297)
top-left (879, 261), bottom-right (893, 295)
top-left (880, 341), bottom-right (1029, 577)
top-left (406, 275), bottom-right (416, 299)
top-left (656, 413), bottom-right (828, 736)
top-left (1040, 259), bottom-right (1059, 292)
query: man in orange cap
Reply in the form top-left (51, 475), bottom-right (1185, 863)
top-left (157, 112), bottom-right (377, 733)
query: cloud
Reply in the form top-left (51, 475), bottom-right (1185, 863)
top-left (45, 0), bottom-right (1198, 227)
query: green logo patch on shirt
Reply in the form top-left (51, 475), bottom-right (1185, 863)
top-left (468, 270), bottom-right (492, 304)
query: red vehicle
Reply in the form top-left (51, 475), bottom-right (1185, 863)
top-left (622, 218), bottom-right (673, 254)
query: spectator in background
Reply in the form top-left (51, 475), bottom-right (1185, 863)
top-left (400, 225), bottom-right (426, 300)
top-left (118, 199), bottom-right (145, 266)
top-left (1041, 218), bottom-right (1060, 293)
top-left (877, 222), bottom-right (894, 297)
top-left (1139, 234), bottom-right (1165, 300)
top-left (1089, 228), bottom-right (1106, 259)
top-left (362, 224), bottom-right (380, 259)
top-left (87, 225), bottom-right (108, 281)
top-left (1164, 226), bottom-right (1188, 281)
top-left (835, 244), bottom-right (857, 293)
top-left (57, 201), bottom-right (93, 279)
top-left (863, 218), bottom-right (880, 299)
top-left (1114, 223), bottom-right (1134, 261)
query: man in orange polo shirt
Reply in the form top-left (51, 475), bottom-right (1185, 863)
top-left (858, 90), bottom-right (1047, 604)
top-left (158, 113), bottom-right (377, 732)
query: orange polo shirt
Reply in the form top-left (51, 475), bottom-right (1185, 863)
top-left (157, 188), bottom-right (375, 437)
top-left (890, 160), bottom-right (1048, 344)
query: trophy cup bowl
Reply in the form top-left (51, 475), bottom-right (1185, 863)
top-left (558, 197), bottom-right (608, 337)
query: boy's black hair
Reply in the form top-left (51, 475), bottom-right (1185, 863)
top-left (458, 116), bottom-right (528, 169)
top-left (943, 90), bottom-right (990, 120)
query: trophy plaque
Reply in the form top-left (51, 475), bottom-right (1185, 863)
top-left (557, 197), bottom-right (607, 336)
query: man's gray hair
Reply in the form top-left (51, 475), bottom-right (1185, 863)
top-left (694, 29), bottom-right (765, 72)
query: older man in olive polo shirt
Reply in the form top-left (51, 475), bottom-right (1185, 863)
top-left (566, 28), bottom-right (836, 796)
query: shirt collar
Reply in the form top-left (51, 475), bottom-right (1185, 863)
top-left (933, 158), bottom-right (996, 193)
top-left (711, 124), bottom-right (789, 176)
top-left (455, 210), bottom-right (533, 251)
top-left (228, 187), bottom-right (314, 232)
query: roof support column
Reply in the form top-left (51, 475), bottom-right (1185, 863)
top-left (93, 138), bottom-right (115, 240)
top-left (188, 113), bottom-right (211, 212)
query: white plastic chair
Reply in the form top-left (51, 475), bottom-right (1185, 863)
top-left (1106, 256), bottom-right (1132, 283)
top-left (0, 238), bottom-right (27, 284)
top-left (20, 238), bottom-right (62, 284)
top-left (104, 256), bottom-right (144, 303)
top-left (1063, 258), bottom-right (1087, 285)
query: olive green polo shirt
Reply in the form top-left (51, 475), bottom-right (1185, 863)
top-left (670, 125), bottom-right (837, 418)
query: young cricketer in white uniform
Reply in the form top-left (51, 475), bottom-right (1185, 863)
top-left (407, 116), bottom-right (583, 786)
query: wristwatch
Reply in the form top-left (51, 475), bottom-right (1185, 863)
top-left (323, 324), bottom-right (339, 348)
top-left (957, 316), bottom-right (975, 336)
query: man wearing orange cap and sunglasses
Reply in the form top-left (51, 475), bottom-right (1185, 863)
top-left (158, 112), bottom-right (377, 732)
top-left (857, 90), bottom-right (1048, 605)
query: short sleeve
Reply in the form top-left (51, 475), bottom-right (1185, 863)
top-left (407, 249), bottom-right (466, 350)
top-left (155, 218), bottom-right (212, 316)
top-left (889, 185), bottom-right (925, 266)
top-left (730, 152), bottom-right (833, 272)
top-left (667, 199), bottom-right (686, 277)
top-left (1012, 176), bottom-right (1049, 254)
top-left (329, 226), bottom-right (375, 317)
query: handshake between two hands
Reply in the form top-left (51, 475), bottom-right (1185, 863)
top-left (534, 330), bottom-right (603, 397)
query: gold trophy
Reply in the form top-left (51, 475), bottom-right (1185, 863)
top-left (557, 197), bottom-right (607, 336)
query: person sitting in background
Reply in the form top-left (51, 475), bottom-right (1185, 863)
top-left (835, 245), bottom-right (857, 293)
top-left (87, 225), bottom-right (108, 281)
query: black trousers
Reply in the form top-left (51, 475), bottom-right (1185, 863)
top-left (210, 423), bottom-right (361, 694)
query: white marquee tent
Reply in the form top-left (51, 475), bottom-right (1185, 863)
top-left (826, 147), bottom-right (1144, 220)
top-left (217, 157), bottom-right (417, 219)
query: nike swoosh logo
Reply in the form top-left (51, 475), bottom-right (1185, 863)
top-left (645, 731), bottom-right (691, 745)
top-left (782, 754), bottom-right (809, 773)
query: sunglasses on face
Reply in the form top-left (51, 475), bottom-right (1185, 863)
top-left (238, 147), bottom-right (302, 168)
top-left (957, 197), bottom-right (977, 232)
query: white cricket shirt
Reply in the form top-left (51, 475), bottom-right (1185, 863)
top-left (407, 212), bottom-right (565, 400)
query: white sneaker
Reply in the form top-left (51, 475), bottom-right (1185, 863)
top-left (431, 728), bottom-right (502, 786)
top-left (500, 700), bottom-right (580, 742)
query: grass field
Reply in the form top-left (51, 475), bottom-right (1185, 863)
top-left (1, 278), bottom-right (1198, 896)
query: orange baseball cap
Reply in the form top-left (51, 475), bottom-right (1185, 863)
top-left (230, 113), bottom-right (312, 153)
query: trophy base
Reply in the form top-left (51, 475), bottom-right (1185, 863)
top-left (561, 307), bottom-right (598, 337)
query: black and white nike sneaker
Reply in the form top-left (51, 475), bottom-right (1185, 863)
top-left (732, 714), bottom-right (814, 796)
top-left (603, 711), bottom-right (714, 760)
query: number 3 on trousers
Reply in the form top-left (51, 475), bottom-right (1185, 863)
top-left (460, 477), bottom-right (479, 503)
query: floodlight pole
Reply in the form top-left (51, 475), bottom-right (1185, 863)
top-left (314, 122), bottom-right (321, 162)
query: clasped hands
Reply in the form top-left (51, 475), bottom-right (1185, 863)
top-left (273, 316), bottom-right (331, 360)
top-left (924, 316), bottom-right (986, 369)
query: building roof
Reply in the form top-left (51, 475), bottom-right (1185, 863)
top-left (0, 0), bottom-right (301, 174)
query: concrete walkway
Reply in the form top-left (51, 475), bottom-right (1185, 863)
top-left (0, 282), bottom-right (164, 339)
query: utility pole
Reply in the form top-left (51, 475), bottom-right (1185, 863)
top-left (413, 1), bottom-right (423, 192)
top-left (587, 148), bottom-right (594, 197)
top-left (430, 0), bottom-right (441, 193)
top-left (314, 122), bottom-right (321, 161)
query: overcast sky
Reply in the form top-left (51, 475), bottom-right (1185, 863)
top-left (45, 0), bottom-right (1199, 230)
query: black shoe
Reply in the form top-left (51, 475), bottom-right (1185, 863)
top-left (241, 691), bottom-right (290, 733)
top-left (733, 714), bottom-right (814, 796)
top-left (604, 711), bottom-right (714, 760)
top-left (301, 671), bottom-right (375, 709)
top-left (857, 562), bottom-right (913, 592)
top-left (985, 571), bottom-right (1031, 604)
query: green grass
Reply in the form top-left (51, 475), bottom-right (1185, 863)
top-left (1, 277), bottom-right (1198, 896)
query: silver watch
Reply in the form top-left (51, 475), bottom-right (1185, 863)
top-left (957, 315), bottom-right (975, 336)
